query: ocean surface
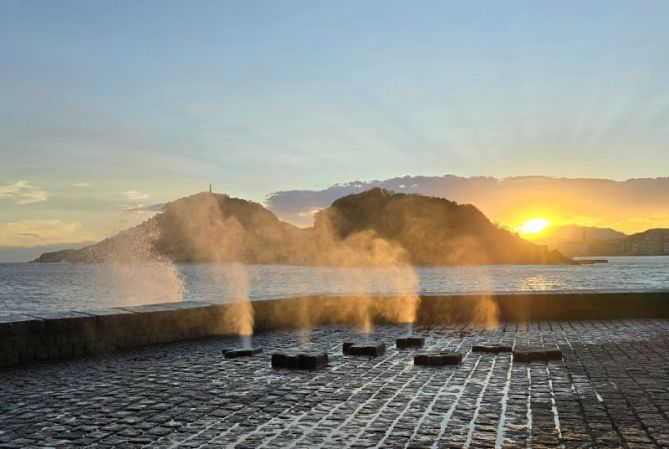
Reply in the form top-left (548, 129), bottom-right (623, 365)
top-left (1, 256), bottom-right (668, 317)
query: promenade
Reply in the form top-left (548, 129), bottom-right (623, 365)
top-left (1, 319), bottom-right (668, 448)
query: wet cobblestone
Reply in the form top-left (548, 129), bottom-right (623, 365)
top-left (1, 320), bottom-right (668, 448)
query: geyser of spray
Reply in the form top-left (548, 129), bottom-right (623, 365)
top-left (293, 209), bottom-right (420, 340)
top-left (216, 263), bottom-right (254, 347)
top-left (93, 219), bottom-right (184, 307)
top-left (466, 266), bottom-right (499, 329)
top-left (157, 193), bottom-right (255, 342)
top-left (474, 293), bottom-right (500, 330)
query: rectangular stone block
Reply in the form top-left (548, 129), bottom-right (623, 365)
top-left (346, 342), bottom-right (386, 357)
top-left (5, 351), bottom-right (19, 366)
top-left (414, 353), bottom-right (430, 366)
top-left (1, 338), bottom-right (12, 352)
top-left (472, 344), bottom-right (513, 353)
top-left (19, 349), bottom-right (35, 364)
top-left (414, 351), bottom-right (462, 366)
top-left (72, 343), bottom-right (85, 356)
top-left (272, 351), bottom-right (329, 369)
top-left (271, 353), bottom-right (300, 369)
top-left (223, 347), bottom-right (263, 359)
top-left (35, 347), bottom-right (48, 360)
top-left (47, 346), bottom-right (60, 359)
top-left (543, 349), bottom-right (563, 361)
top-left (59, 344), bottom-right (73, 358)
top-left (298, 352), bottom-right (328, 369)
top-left (396, 337), bottom-right (425, 349)
top-left (439, 351), bottom-right (462, 365)
top-left (513, 347), bottom-right (562, 362)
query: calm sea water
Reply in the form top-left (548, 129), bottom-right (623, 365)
top-left (1, 256), bottom-right (668, 317)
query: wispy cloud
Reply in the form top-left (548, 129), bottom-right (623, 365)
top-left (71, 182), bottom-right (92, 187)
top-left (123, 190), bottom-right (150, 200)
top-left (0, 219), bottom-right (99, 246)
top-left (121, 203), bottom-right (165, 213)
top-left (0, 180), bottom-right (48, 204)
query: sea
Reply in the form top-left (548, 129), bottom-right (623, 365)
top-left (1, 256), bottom-right (668, 318)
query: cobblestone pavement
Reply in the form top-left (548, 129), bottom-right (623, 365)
top-left (1, 320), bottom-right (668, 448)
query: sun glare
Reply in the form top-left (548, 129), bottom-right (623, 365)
top-left (516, 218), bottom-right (550, 236)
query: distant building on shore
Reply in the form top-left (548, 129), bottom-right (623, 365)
top-left (545, 227), bottom-right (669, 257)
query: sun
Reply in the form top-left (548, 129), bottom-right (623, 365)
top-left (516, 218), bottom-right (551, 236)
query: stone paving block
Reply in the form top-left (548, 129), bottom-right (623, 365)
top-left (472, 344), bottom-right (513, 353)
top-left (1, 320), bottom-right (668, 449)
top-left (414, 351), bottom-right (462, 366)
top-left (298, 352), bottom-right (329, 369)
top-left (344, 342), bottom-right (386, 357)
top-left (396, 337), bottom-right (425, 349)
top-left (513, 347), bottom-right (563, 362)
top-left (223, 347), bottom-right (264, 358)
top-left (271, 352), bottom-right (300, 369)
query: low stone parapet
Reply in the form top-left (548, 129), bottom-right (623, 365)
top-left (1, 291), bottom-right (668, 368)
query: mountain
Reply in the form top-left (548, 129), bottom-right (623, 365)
top-left (0, 242), bottom-right (96, 263)
top-left (614, 228), bottom-right (669, 256)
top-left (34, 189), bottom-right (568, 265)
top-left (539, 224), bottom-right (669, 256)
top-left (309, 188), bottom-right (565, 264)
top-left (537, 225), bottom-right (628, 256)
top-left (34, 192), bottom-right (302, 264)
top-left (542, 224), bottom-right (627, 242)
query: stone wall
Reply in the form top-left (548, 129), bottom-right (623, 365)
top-left (2, 291), bottom-right (668, 368)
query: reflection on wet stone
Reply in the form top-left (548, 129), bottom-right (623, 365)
top-left (0, 320), bottom-right (668, 448)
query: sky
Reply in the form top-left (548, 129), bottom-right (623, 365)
top-left (266, 175), bottom-right (669, 234)
top-left (1, 1), bottom-right (669, 259)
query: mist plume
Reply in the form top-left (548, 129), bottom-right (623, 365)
top-left (35, 188), bottom-right (565, 333)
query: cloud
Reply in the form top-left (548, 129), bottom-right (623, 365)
top-left (123, 190), bottom-right (150, 200)
top-left (71, 182), bottom-right (92, 187)
top-left (266, 175), bottom-right (669, 234)
top-left (121, 203), bottom-right (165, 213)
top-left (16, 232), bottom-right (41, 238)
top-left (0, 219), bottom-right (100, 247)
top-left (0, 180), bottom-right (47, 204)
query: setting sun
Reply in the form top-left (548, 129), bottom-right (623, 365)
top-left (516, 218), bottom-right (551, 236)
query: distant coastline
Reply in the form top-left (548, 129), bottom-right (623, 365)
top-left (33, 189), bottom-right (569, 266)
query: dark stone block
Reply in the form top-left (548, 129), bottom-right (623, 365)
top-left (414, 351), bottom-right (462, 366)
top-left (224, 347), bottom-right (263, 359)
top-left (346, 342), bottom-right (386, 357)
top-left (298, 352), bottom-right (328, 369)
top-left (439, 351), bottom-right (463, 365)
top-left (472, 345), bottom-right (512, 353)
top-left (271, 353), bottom-right (299, 368)
top-left (414, 353), bottom-right (430, 365)
top-left (272, 352), bottom-right (328, 369)
top-left (513, 347), bottom-right (562, 362)
top-left (543, 349), bottom-right (563, 361)
top-left (342, 342), bottom-right (354, 355)
top-left (19, 349), bottom-right (35, 364)
top-left (396, 337), bottom-right (425, 349)
top-left (428, 354), bottom-right (444, 366)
